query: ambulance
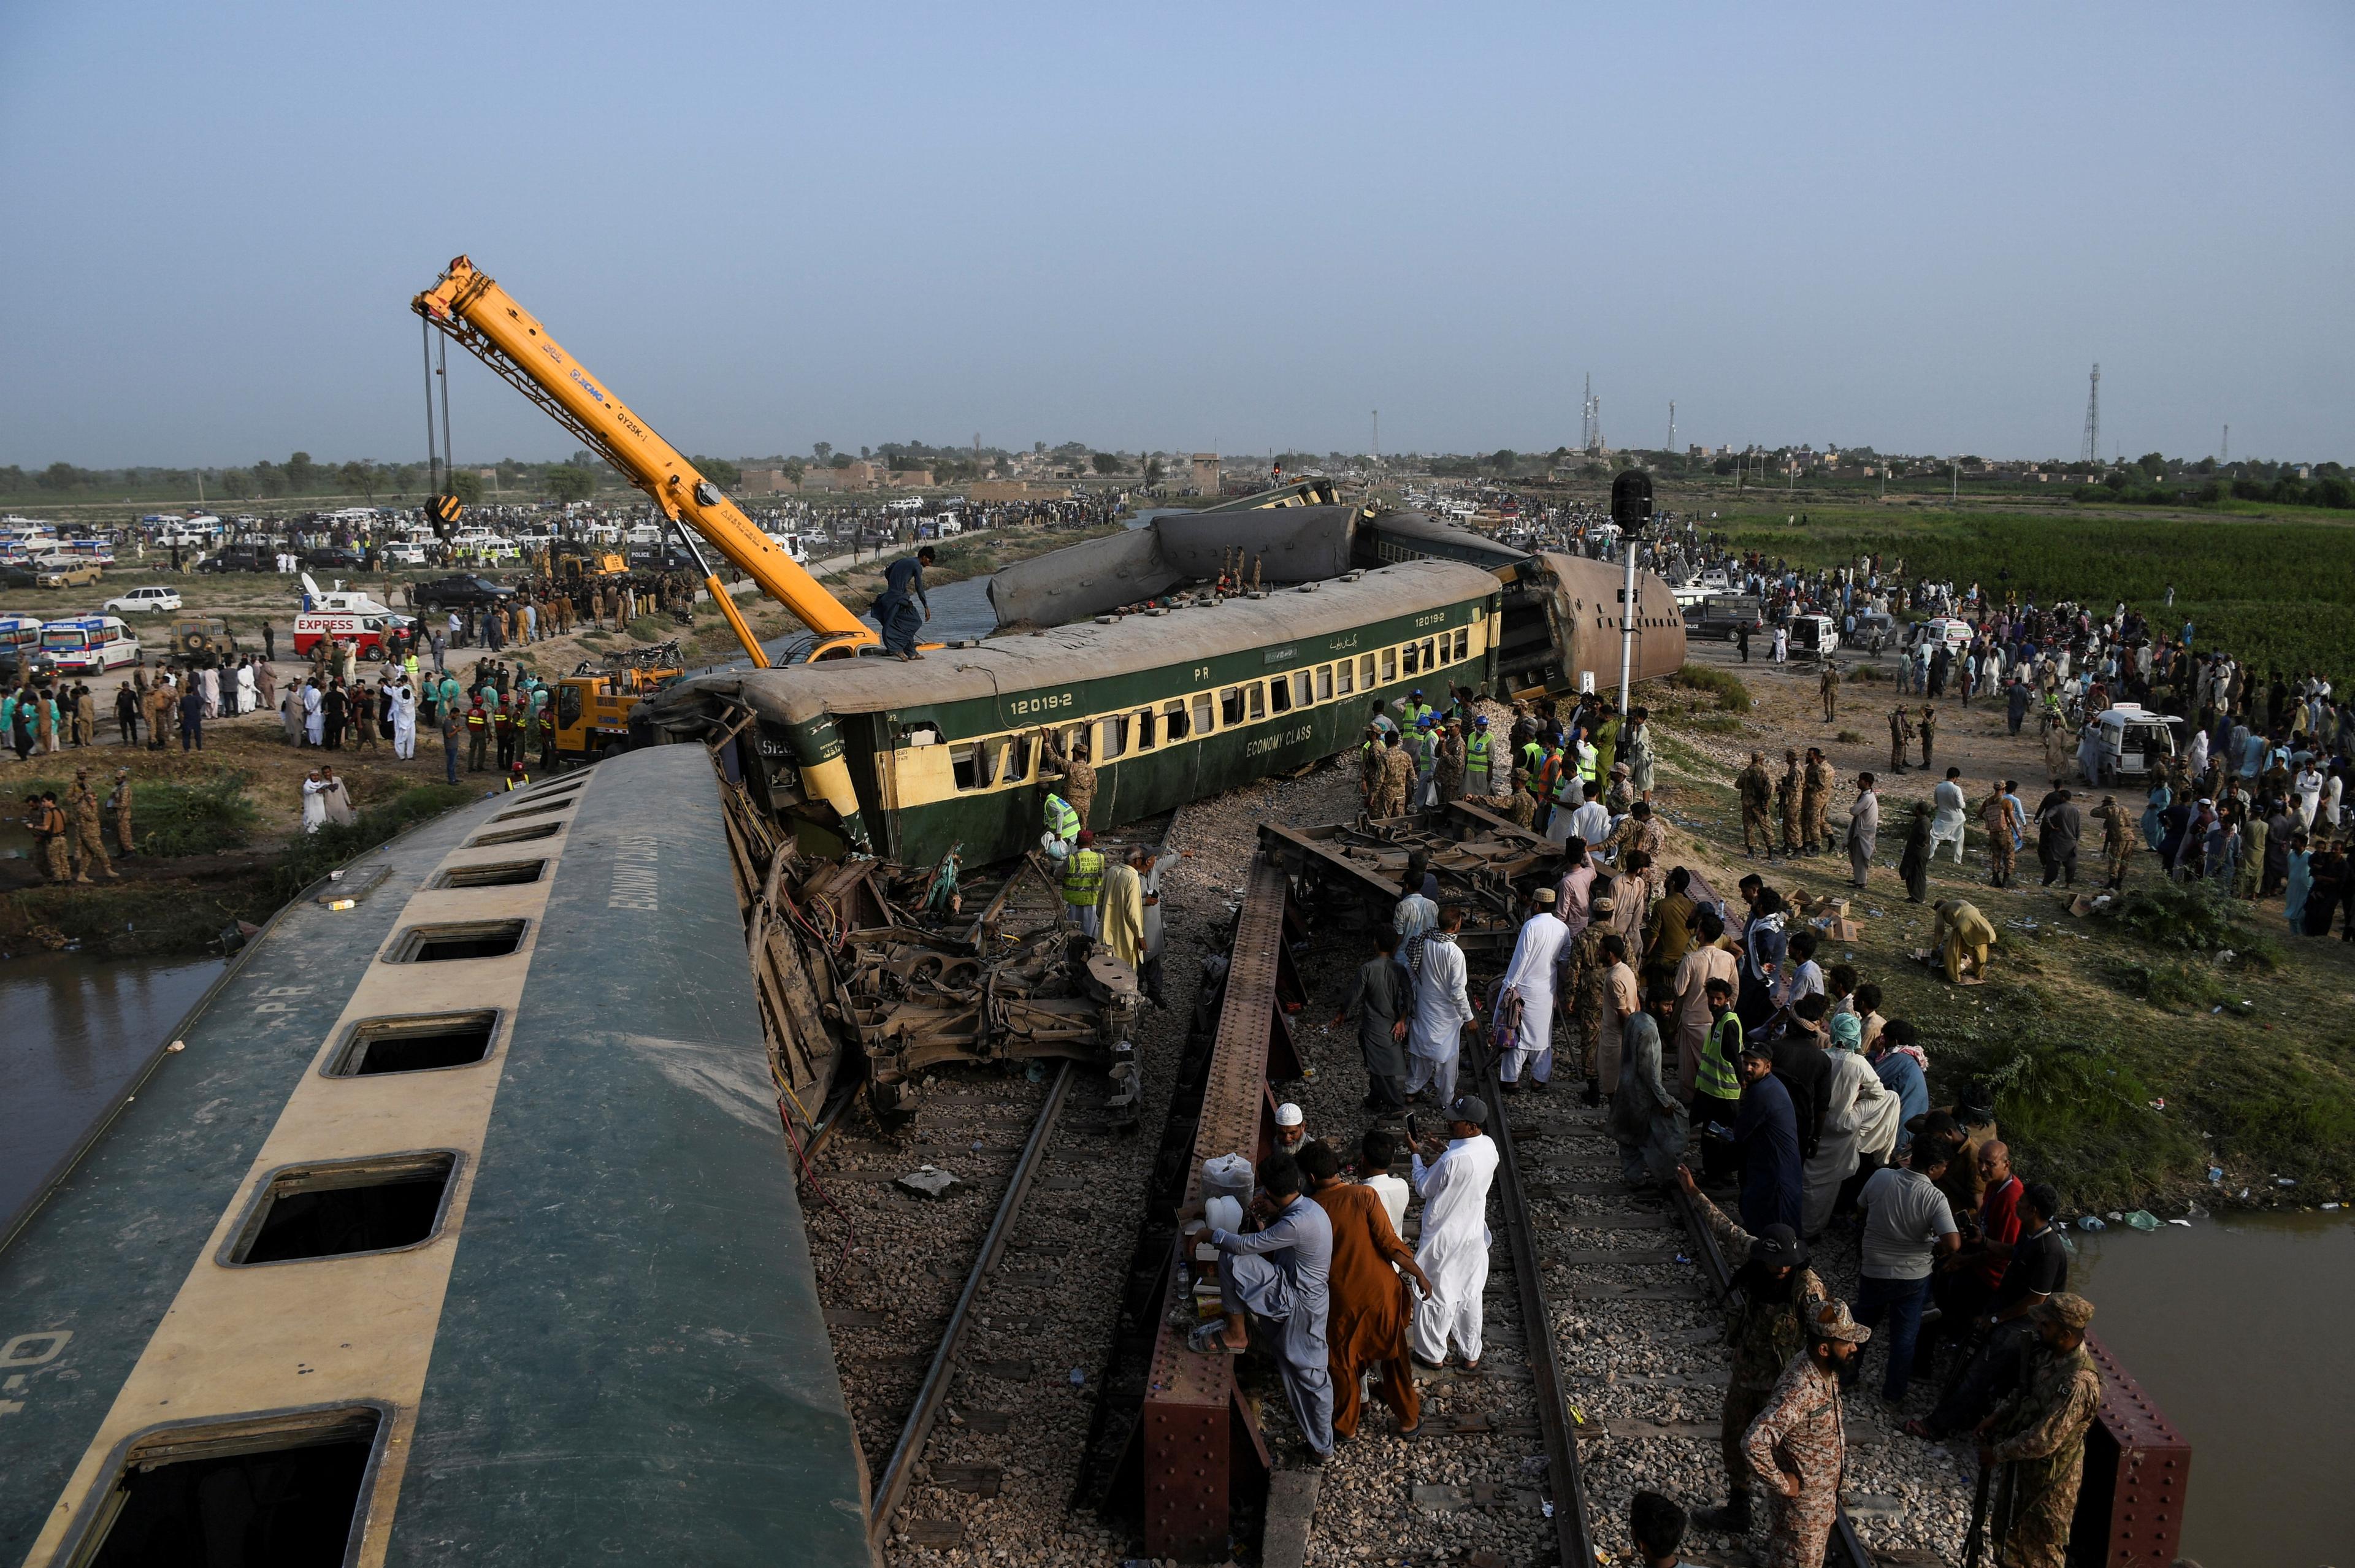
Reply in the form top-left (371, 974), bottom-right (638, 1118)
top-left (293, 608), bottom-right (417, 660)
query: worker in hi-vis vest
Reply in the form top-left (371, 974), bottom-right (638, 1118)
top-left (1042, 791), bottom-right (1080, 862)
top-left (1061, 830), bottom-right (1105, 936)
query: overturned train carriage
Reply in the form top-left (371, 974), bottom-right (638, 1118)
top-left (654, 551), bottom-right (1684, 870)
top-left (0, 747), bottom-right (874, 1567)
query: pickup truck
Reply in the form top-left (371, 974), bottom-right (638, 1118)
top-left (412, 575), bottom-right (516, 613)
top-left (35, 559), bottom-right (103, 589)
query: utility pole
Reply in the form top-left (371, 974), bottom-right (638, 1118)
top-left (1667, 400), bottom-right (1676, 456)
top-left (2221, 424), bottom-right (2229, 465)
top-left (1951, 459), bottom-right (1959, 504)
top-left (1371, 410), bottom-right (1379, 462)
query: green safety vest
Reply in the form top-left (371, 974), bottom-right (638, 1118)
top-left (1576, 741), bottom-right (1601, 783)
top-left (1698, 1009), bottom-right (1743, 1101)
top-left (1521, 740), bottom-right (1545, 774)
top-left (1466, 733), bottom-right (1492, 770)
top-left (1062, 847), bottom-right (1104, 906)
top-left (1044, 794), bottom-right (1079, 839)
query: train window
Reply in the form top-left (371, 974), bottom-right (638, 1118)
top-left (1336, 660), bottom-right (1354, 696)
top-left (223, 1151), bottom-right (459, 1266)
top-left (432, 860), bottom-right (545, 889)
top-left (1000, 734), bottom-right (1032, 782)
top-left (1100, 714), bottom-right (1128, 759)
top-left (1293, 671), bottom-right (1314, 707)
top-left (1269, 675), bottom-right (1292, 714)
top-left (1453, 629), bottom-right (1469, 660)
top-left (1165, 699), bottom-right (1192, 742)
top-left (1401, 641), bottom-right (1419, 675)
top-left (1247, 683), bottom-right (1267, 721)
top-left (69, 1406), bottom-right (385, 1568)
top-left (1220, 687), bottom-right (1245, 726)
top-left (1361, 654), bottom-right (1377, 688)
top-left (1422, 637), bottom-right (1437, 670)
top-left (1380, 648), bottom-right (1397, 683)
top-left (1192, 692), bottom-right (1216, 734)
top-left (1135, 707), bottom-right (1157, 749)
top-left (952, 742), bottom-right (995, 791)
top-left (1315, 666), bottom-right (1333, 702)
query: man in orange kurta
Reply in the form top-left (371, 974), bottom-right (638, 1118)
top-left (1303, 1139), bottom-right (1431, 1438)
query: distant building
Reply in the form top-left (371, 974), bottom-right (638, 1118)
top-left (739, 468), bottom-right (793, 495)
top-left (1190, 453), bottom-right (1220, 495)
top-left (886, 468), bottom-right (935, 489)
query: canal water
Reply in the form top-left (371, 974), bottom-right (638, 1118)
top-left (1, 950), bottom-right (222, 1222)
top-left (2069, 1213), bottom-right (2354, 1567)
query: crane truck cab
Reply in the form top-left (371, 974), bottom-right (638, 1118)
top-left (553, 646), bottom-right (683, 761)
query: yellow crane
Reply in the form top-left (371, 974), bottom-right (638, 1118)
top-left (412, 254), bottom-right (877, 665)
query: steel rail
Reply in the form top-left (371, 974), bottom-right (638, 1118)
top-left (1469, 1028), bottom-right (1596, 1568)
top-left (1666, 1182), bottom-right (1876, 1568)
top-left (867, 1059), bottom-right (1076, 1551)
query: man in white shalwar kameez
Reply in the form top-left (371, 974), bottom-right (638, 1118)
top-left (389, 681), bottom-right (418, 760)
top-left (1408, 1095), bottom-right (1500, 1367)
top-left (301, 770), bottom-right (331, 835)
top-left (1495, 897), bottom-right (1568, 1088)
top-left (1404, 909), bottom-right (1473, 1107)
top-left (235, 661), bottom-right (256, 716)
top-left (1798, 1015), bottom-right (1900, 1237)
top-left (1929, 769), bottom-right (1968, 863)
top-left (301, 679), bottom-right (324, 746)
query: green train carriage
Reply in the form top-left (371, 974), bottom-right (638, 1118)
top-left (667, 553), bottom-right (1687, 868)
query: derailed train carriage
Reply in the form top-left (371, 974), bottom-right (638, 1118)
top-left (654, 542), bottom-right (1686, 868)
top-left (0, 748), bottom-right (875, 1567)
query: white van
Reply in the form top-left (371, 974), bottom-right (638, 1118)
top-left (1917, 617), bottom-right (1974, 654)
top-left (42, 615), bottom-right (141, 673)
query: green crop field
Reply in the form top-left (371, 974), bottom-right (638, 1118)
top-left (1709, 503), bottom-right (2355, 686)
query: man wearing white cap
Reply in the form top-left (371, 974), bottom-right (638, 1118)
top-left (1407, 1094), bottom-right (1498, 1370)
top-left (1273, 1102), bottom-right (1308, 1157)
top-left (1495, 887), bottom-right (1567, 1092)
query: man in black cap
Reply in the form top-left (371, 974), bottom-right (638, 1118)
top-left (1677, 1165), bottom-right (1828, 1536)
top-left (1406, 1095), bottom-right (1498, 1372)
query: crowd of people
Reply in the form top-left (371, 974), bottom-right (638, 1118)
top-left (1179, 686), bottom-right (2112, 1567)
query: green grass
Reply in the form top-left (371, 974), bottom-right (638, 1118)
top-left (1669, 664), bottom-right (1752, 713)
top-left (13, 771), bottom-right (260, 856)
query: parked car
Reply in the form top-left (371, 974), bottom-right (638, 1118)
top-left (198, 543), bottom-right (277, 573)
top-left (1688, 594), bottom-right (1766, 641)
top-left (305, 546), bottom-right (366, 571)
top-left (104, 585), bottom-right (183, 615)
top-left (383, 542), bottom-right (428, 566)
top-left (34, 560), bottom-right (103, 590)
top-left (412, 575), bottom-right (516, 613)
top-left (169, 618), bottom-right (240, 670)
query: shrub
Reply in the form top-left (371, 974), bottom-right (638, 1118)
top-left (136, 774), bottom-right (262, 856)
top-left (2099, 879), bottom-right (2272, 963)
top-left (2105, 957), bottom-right (2228, 1012)
top-left (1836, 729), bottom-right (1864, 745)
top-left (1670, 665), bottom-right (1752, 713)
top-left (273, 782), bottom-right (473, 897)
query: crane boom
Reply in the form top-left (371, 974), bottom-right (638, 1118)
top-left (412, 255), bottom-right (878, 665)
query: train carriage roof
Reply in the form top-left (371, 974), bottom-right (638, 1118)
top-left (669, 557), bottom-right (1504, 722)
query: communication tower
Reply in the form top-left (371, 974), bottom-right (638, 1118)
top-left (2081, 363), bottom-right (2100, 466)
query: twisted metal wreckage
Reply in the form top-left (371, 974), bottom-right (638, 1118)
top-left (710, 725), bottom-right (1143, 1130)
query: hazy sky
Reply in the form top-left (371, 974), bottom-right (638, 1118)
top-left (3, 2), bottom-right (2349, 468)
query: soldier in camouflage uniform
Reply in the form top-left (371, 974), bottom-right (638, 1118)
top-left (1741, 1298), bottom-right (1869, 1568)
top-left (1775, 750), bottom-right (1803, 858)
top-left (2092, 795), bottom-right (2137, 890)
top-left (1801, 749), bottom-right (1835, 856)
top-left (1565, 918), bottom-right (1615, 1085)
top-left (1504, 766), bottom-right (1539, 830)
top-left (64, 768), bottom-right (117, 881)
top-left (1371, 732), bottom-right (1415, 817)
top-left (1888, 705), bottom-right (1915, 774)
top-left (1919, 705), bottom-right (1939, 770)
top-left (1680, 1171), bottom-right (1829, 1537)
top-left (1981, 1293), bottom-right (2103, 1568)
top-left (1036, 727), bottom-right (1098, 829)
top-left (108, 768), bottom-right (134, 856)
top-left (1433, 721), bottom-right (1467, 803)
top-left (1737, 751), bottom-right (1775, 859)
top-left (1359, 729), bottom-right (1387, 811)
top-left (1819, 662), bottom-right (1839, 722)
